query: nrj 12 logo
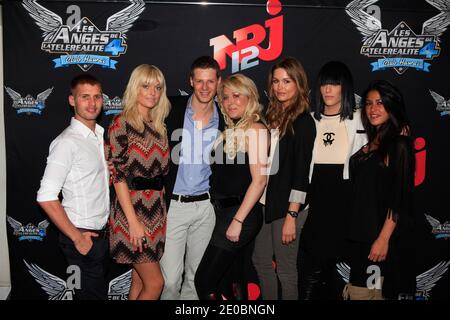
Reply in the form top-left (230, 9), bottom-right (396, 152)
top-left (346, 0), bottom-right (450, 74)
top-left (7, 216), bottom-right (49, 241)
top-left (22, 0), bottom-right (145, 71)
top-left (5, 87), bottom-right (53, 115)
top-left (210, 0), bottom-right (283, 73)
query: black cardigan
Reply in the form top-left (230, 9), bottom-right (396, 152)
top-left (264, 112), bottom-right (316, 223)
top-left (164, 95), bottom-right (225, 209)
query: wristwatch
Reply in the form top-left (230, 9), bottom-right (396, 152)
top-left (287, 210), bottom-right (299, 218)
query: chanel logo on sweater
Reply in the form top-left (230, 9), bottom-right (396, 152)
top-left (323, 132), bottom-right (335, 146)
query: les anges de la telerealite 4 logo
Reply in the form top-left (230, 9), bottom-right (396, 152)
top-left (346, 0), bottom-right (450, 74)
top-left (22, 0), bottom-right (145, 71)
top-left (4, 87), bottom-right (53, 115)
top-left (7, 216), bottom-right (50, 242)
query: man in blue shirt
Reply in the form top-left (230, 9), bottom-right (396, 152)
top-left (161, 56), bottom-right (224, 299)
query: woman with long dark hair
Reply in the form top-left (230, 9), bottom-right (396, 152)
top-left (344, 80), bottom-right (415, 300)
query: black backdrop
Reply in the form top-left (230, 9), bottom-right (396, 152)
top-left (3, 0), bottom-right (450, 300)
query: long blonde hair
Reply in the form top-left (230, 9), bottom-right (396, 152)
top-left (266, 57), bottom-right (310, 137)
top-left (122, 64), bottom-right (170, 135)
top-left (216, 73), bottom-right (264, 157)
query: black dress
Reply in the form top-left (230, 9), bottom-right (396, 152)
top-left (208, 143), bottom-right (263, 251)
top-left (347, 136), bottom-right (416, 299)
top-left (300, 163), bottom-right (351, 260)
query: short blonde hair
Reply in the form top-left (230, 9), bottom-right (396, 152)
top-left (122, 64), bottom-right (170, 135)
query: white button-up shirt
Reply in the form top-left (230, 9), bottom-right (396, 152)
top-left (37, 118), bottom-right (110, 230)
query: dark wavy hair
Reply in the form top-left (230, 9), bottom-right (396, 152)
top-left (314, 61), bottom-right (355, 121)
top-left (361, 80), bottom-right (411, 159)
top-left (266, 57), bottom-right (310, 137)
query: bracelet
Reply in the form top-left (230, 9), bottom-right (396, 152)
top-left (233, 217), bottom-right (243, 224)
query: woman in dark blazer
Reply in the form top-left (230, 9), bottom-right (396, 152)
top-left (252, 57), bottom-right (316, 300)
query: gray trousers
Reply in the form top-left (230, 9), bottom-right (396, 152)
top-left (160, 199), bottom-right (216, 300)
top-left (252, 207), bottom-right (308, 300)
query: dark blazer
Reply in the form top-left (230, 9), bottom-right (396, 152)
top-left (264, 112), bottom-right (316, 223)
top-left (164, 95), bottom-right (225, 209)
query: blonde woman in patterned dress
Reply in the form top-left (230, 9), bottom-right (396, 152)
top-left (106, 64), bottom-right (170, 300)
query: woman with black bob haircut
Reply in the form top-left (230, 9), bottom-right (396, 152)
top-left (344, 80), bottom-right (416, 300)
top-left (298, 61), bottom-right (367, 300)
top-left (313, 60), bottom-right (356, 122)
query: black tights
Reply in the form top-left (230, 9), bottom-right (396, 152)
top-left (195, 244), bottom-right (243, 300)
top-left (298, 249), bottom-right (346, 300)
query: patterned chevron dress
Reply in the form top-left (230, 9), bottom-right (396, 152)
top-left (106, 114), bottom-right (169, 264)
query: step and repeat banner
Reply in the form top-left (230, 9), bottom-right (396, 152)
top-left (3, 0), bottom-right (450, 300)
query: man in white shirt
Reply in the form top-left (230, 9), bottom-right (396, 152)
top-left (37, 74), bottom-right (110, 300)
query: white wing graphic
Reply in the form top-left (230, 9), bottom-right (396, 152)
top-left (108, 269), bottom-right (132, 299)
top-left (38, 220), bottom-right (50, 229)
top-left (416, 261), bottom-right (450, 299)
top-left (425, 213), bottom-right (441, 228)
top-left (5, 87), bottom-right (22, 101)
top-left (22, 0), bottom-right (63, 41)
top-left (24, 260), bottom-right (67, 300)
top-left (422, 0), bottom-right (450, 39)
top-left (7, 216), bottom-right (23, 231)
top-left (178, 89), bottom-right (189, 96)
top-left (102, 93), bottom-right (111, 106)
top-left (336, 262), bottom-right (351, 284)
top-left (36, 88), bottom-right (53, 103)
top-left (429, 90), bottom-right (449, 111)
top-left (354, 93), bottom-right (362, 108)
top-left (346, 0), bottom-right (382, 43)
top-left (106, 0), bottom-right (145, 37)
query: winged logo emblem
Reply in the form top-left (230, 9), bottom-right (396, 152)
top-left (24, 260), bottom-right (73, 300)
top-left (336, 260), bottom-right (450, 299)
top-left (346, 0), bottom-right (450, 74)
top-left (425, 213), bottom-right (450, 238)
top-left (25, 259), bottom-right (133, 300)
top-left (5, 87), bottom-right (53, 114)
top-left (429, 90), bottom-right (450, 116)
top-left (7, 216), bottom-right (50, 241)
top-left (108, 270), bottom-right (132, 300)
top-left (416, 261), bottom-right (450, 299)
top-left (102, 93), bottom-right (123, 115)
top-left (22, 0), bottom-right (145, 71)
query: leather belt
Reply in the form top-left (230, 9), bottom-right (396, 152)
top-left (171, 193), bottom-right (210, 203)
